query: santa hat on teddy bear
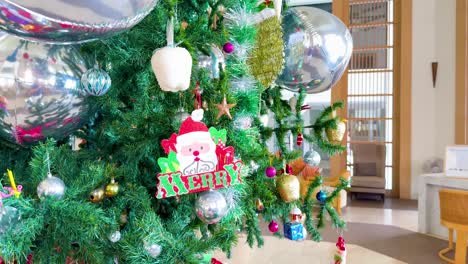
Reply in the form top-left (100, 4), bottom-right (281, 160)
top-left (176, 109), bottom-right (213, 144)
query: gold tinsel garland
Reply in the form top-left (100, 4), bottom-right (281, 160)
top-left (248, 9), bottom-right (284, 89)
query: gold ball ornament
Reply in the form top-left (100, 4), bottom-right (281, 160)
top-left (326, 118), bottom-right (347, 144)
top-left (276, 174), bottom-right (300, 202)
top-left (105, 178), bottom-right (119, 197)
top-left (89, 187), bottom-right (105, 203)
top-left (255, 198), bottom-right (265, 212)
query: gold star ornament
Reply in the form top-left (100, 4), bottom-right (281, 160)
top-left (215, 95), bottom-right (236, 120)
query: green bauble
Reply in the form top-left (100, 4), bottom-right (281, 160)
top-left (248, 8), bottom-right (284, 89)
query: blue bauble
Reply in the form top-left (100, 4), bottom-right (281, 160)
top-left (81, 66), bottom-right (112, 96)
top-left (316, 190), bottom-right (327, 202)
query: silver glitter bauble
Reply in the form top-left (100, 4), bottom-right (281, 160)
top-left (195, 190), bottom-right (228, 224)
top-left (108, 230), bottom-right (121, 243)
top-left (37, 173), bottom-right (66, 199)
top-left (0, 33), bottom-right (93, 146)
top-left (0, 0), bottom-right (158, 44)
top-left (197, 44), bottom-right (225, 79)
top-left (0, 205), bottom-right (21, 235)
top-left (277, 7), bottom-right (353, 94)
top-left (144, 241), bottom-right (162, 259)
top-left (81, 66), bottom-right (112, 96)
top-left (304, 150), bottom-right (321, 166)
top-left (233, 116), bottom-right (253, 130)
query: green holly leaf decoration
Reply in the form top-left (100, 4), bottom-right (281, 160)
top-left (209, 127), bottom-right (227, 145)
top-left (157, 151), bottom-right (180, 173)
top-left (334, 254), bottom-right (343, 262)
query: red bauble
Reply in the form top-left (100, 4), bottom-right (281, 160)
top-left (297, 133), bottom-right (303, 146)
top-left (268, 220), bottom-right (279, 233)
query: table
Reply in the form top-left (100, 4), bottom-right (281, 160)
top-left (214, 235), bottom-right (404, 264)
top-left (418, 173), bottom-right (468, 239)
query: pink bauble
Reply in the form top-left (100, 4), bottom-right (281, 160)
top-left (265, 166), bottom-right (277, 178)
top-left (268, 220), bottom-right (279, 233)
top-left (223, 42), bottom-right (235, 54)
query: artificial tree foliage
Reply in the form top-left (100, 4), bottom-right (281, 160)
top-left (0, 0), bottom-right (348, 263)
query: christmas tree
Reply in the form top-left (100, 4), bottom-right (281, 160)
top-left (0, 0), bottom-right (349, 263)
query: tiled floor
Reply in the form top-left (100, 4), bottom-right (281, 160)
top-left (341, 203), bottom-right (419, 232)
top-left (214, 198), bottom-right (421, 264)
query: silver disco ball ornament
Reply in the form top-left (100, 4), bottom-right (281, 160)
top-left (0, 0), bottom-right (159, 44)
top-left (0, 205), bottom-right (21, 235)
top-left (0, 33), bottom-right (92, 145)
top-left (37, 173), bottom-right (66, 199)
top-left (277, 7), bottom-right (353, 94)
top-left (304, 149), bottom-right (321, 166)
top-left (195, 190), bottom-right (228, 224)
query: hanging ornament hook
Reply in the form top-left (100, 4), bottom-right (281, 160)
top-left (46, 151), bottom-right (52, 178)
top-left (166, 16), bottom-right (175, 47)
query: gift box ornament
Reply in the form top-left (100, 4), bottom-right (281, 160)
top-left (284, 222), bottom-right (305, 241)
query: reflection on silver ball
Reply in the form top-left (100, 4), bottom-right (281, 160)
top-left (37, 174), bottom-right (66, 199)
top-left (108, 231), bottom-right (121, 243)
top-left (195, 190), bottom-right (228, 224)
top-left (304, 150), bottom-right (321, 166)
top-left (144, 242), bottom-right (162, 258)
top-left (277, 7), bottom-right (353, 94)
top-left (197, 45), bottom-right (225, 79)
top-left (0, 205), bottom-right (21, 234)
top-left (0, 33), bottom-right (92, 146)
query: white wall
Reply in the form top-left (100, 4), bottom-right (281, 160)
top-left (411, 0), bottom-right (456, 199)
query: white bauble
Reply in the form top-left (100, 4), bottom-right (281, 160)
top-left (151, 47), bottom-right (192, 92)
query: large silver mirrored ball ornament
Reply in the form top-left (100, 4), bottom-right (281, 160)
top-left (37, 174), bottom-right (66, 199)
top-left (0, 205), bottom-right (21, 235)
top-left (0, 0), bottom-right (159, 44)
top-left (144, 241), bottom-right (162, 259)
top-left (0, 33), bottom-right (92, 146)
top-left (195, 190), bottom-right (228, 224)
top-left (197, 45), bottom-right (225, 79)
top-left (304, 149), bottom-right (321, 166)
top-left (277, 7), bottom-right (353, 94)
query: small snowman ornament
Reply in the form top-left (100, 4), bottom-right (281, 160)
top-left (151, 17), bottom-right (192, 92)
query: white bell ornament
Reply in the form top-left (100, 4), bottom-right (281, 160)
top-left (151, 17), bottom-right (192, 92)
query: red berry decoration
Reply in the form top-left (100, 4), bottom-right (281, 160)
top-left (223, 42), bottom-right (235, 54)
top-left (297, 133), bottom-right (303, 146)
top-left (268, 220), bottom-right (279, 233)
top-left (265, 166), bottom-right (276, 178)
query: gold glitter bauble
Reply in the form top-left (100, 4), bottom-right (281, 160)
top-left (276, 174), bottom-right (300, 202)
top-left (326, 119), bottom-right (347, 144)
top-left (89, 187), bottom-right (105, 203)
top-left (248, 9), bottom-right (284, 89)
